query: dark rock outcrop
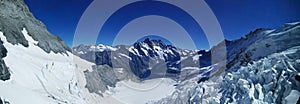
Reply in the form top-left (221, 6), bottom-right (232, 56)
top-left (0, 40), bottom-right (10, 81)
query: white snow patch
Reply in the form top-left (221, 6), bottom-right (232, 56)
top-left (89, 44), bottom-right (117, 52)
top-left (192, 54), bottom-right (201, 61)
top-left (129, 46), bottom-right (140, 56)
top-left (22, 28), bottom-right (38, 45)
top-left (119, 53), bottom-right (132, 60)
top-left (269, 25), bottom-right (300, 36)
top-left (141, 47), bottom-right (149, 56)
top-left (108, 78), bottom-right (176, 104)
top-left (182, 67), bottom-right (200, 70)
top-left (285, 90), bottom-right (300, 104)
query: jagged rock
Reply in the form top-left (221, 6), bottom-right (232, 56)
top-left (84, 65), bottom-right (120, 96)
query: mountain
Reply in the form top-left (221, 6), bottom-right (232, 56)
top-left (73, 38), bottom-right (211, 79)
top-left (0, 0), bottom-right (71, 81)
top-left (0, 0), bottom-right (299, 103)
top-left (152, 22), bottom-right (300, 104)
top-left (0, 0), bottom-right (111, 104)
top-left (73, 22), bottom-right (300, 104)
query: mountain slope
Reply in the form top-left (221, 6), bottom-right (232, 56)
top-left (72, 22), bottom-right (300, 104)
top-left (0, 29), bottom-right (91, 103)
top-left (0, 0), bottom-right (73, 81)
top-left (152, 22), bottom-right (300, 104)
top-left (0, 0), bottom-right (70, 54)
top-left (153, 46), bottom-right (300, 104)
top-left (0, 0), bottom-right (112, 103)
top-left (0, 0), bottom-right (298, 103)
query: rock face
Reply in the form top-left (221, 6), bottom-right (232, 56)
top-left (84, 65), bottom-right (119, 96)
top-left (84, 64), bottom-right (137, 96)
top-left (0, 40), bottom-right (9, 81)
top-left (0, 0), bottom-right (70, 54)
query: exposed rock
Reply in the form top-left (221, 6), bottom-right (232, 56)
top-left (0, 40), bottom-right (10, 81)
top-left (84, 64), bottom-right (138, 96)
top-left (84, 65), bottom-right (120, 96)
top-left (0, 0), bottom-right (70, 54)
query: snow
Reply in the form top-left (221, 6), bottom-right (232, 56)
top-left (154, 45), bottom-right (300, 104)
top-left (192, 54), bottom-right (201, 61)
top-left (181, 67), bottom-right (200, 71)
top-left (285, 90), bottom-right (300, 104)
top-left (163, 48), bottom-right (174, 55)
top-left (107, 78), bottom-right (176, 104)
top-left (0, 29), bottom-right (107, 104)
top-left (220, 46), bottom-right (300, 104)
top-left (141, 43), bottom-right (151, 50)
top-left (89, 44), bottom-right (117, 52)
top-left (77, 51), bottom-right (85, 54)
top-left (129, 46), bottom-right (140, 56)
top-left (119, 53), bottom-right (132, 60)
top-left (264, 29), bottom-right (274, 34)
top-left (269, 25), bottom-right (300, 36)
top-left (153, 46), bottom-right (164, 59)
top-left (286, 22), bottom-right (300, 25)
top-left (0, 29), bottom-right (179, 104)
top-left (141, 47), bottom-right (149, 56)
top-left (0, 21), bottom-right (299, 104)
top-left (22, 28), bottom-right (38, 45)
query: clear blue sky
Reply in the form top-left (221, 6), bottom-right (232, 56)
top-left (24, 0), bottom-right (300, 49)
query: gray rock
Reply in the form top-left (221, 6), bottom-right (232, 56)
top-left (84, 65), bottom-right (138, 96)
top-left (0, 0), bottom-right (70, 54)
top-left (84, 65), bottom-right (120, 96)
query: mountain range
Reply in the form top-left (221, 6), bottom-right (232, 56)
top-left (0, 0), bottom-right (299, 104)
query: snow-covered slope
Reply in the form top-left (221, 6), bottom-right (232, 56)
top-left (151, 22), bottom-right (300, 104)
top-left (0, 0), bottom-right (116, 103)
top-left (220, 46), bottom-right (300, 104)
top-left (0, 0), bottom-right (298, 103)
top-left (0, 29), bottom-right (108, 104)
top-left (72, 22), bottom-right (300, 104)
top-left (153, 46), bottom-right (300, 104)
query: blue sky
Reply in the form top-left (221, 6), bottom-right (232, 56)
top-left (24, 0), bottom-right (300, 49)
